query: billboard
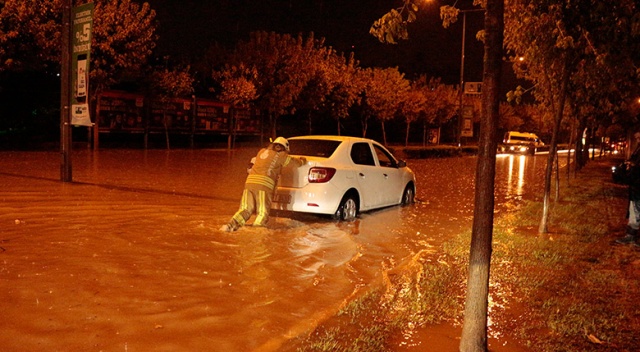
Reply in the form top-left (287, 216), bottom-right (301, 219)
top-left (71, 3), bottom-right (94, 126)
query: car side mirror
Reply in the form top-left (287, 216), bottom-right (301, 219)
top-left (397, 160), bottom-right (406, 168)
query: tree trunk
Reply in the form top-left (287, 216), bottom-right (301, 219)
top-left (406, 121), bottom-right (411, 147)
top-left (163, 108), bottom-right (170, 150)
top-left (361, 117), bottom-right (368, 138)
top-left (458, 1), bottom-right (503, 351)
top-left (539, 67), bottom-right (570, 234)
top-left (554, 150), bottom-right (560, 200)
top-left (575, 119), bottom-right (588, 170)
top-left (270, 112), bottom-right (278, 140)
top-left (566, 117), bottom-right (576, 183)
top-left (591, 127), bottom-right (596, 160)
top-left (381, 120), bottom-right (387, 145)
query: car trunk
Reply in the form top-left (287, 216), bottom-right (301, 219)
top-left (277, 157), bottom-right (321, 188)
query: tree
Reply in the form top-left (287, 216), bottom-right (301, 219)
top-left (148, 66), bottom-right (194, 149)
top-left (213, 63), bottom-right (258, 146)
top-left (214, 63), bottom-right (258, 107)
top-left (398, 84), bottom-right (427, 146)
top-left (504, 0), bottom-right (640, 233)
top-left (224, 31), bottom-right (322, 138)
top-left (0, 0), bottom-right (157, 91)
top-left (459, 2), bottom-right (504, 349)
top-left (358, 66), bottom-right (409, 144)
top-left (0, 0), bottom-right (157, 133)
top-left (498, 102), bottom-right (524, 132)
top-left (0, 0), bottom-right (62, 72)
top-left (371, 1), bottom-right (504, 351)
top-left (421, 77), bottom-right (459, 144)
top-left (322, 52), bottom-right (363, 135)
top-left (91, 0), bottom-right (157, 96)
top-left (293, 45), bottom-right (342, 135)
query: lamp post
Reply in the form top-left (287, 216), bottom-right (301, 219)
top-left (457, 8), bottom-right (484, 146)
top-left (60, 0), bottom-right (72, 182)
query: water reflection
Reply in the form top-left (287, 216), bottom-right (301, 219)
top-left (495, 154), bottom-right (546, 212)
top-left (505, 154), bottom-right (527, 196)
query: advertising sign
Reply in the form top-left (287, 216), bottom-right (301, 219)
top-left (71, 3), bottom-right (94, 126)
top-left (464, 82), bottom-right (483, 95)
top-left (461, 105), bottom-right (474, 137)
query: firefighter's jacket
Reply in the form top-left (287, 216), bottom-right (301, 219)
top-left (245, 147), bottom-right (303, 192)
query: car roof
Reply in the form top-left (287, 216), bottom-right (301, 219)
top-left (506, 131), bottom-right (538, 138)
top-left (288, 135), bottom-right (379, 144)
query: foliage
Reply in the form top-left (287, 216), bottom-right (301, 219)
top-left (320, 52), bottom-right (363, 135)
top-left (505, 0), bottom-right (640, 155)
top-left (213, 63), bottom-right (258, 107)
top-left (369, 4), bottom-right (416, 44)
top-left (370, 1), bottom-right (485, 44)
top-left (220, 31), bottom-right (323, 138)
top-left (397, 76), bottom-right (458, 146)
top-left (421, 76), bottom-right (458, 127)
top-left (398, 83), bottom-right (427, 146)
top-left (0, 0), bottom-right (62, 71)
top-left (357, 67), bottom-right (409, 143)
top-left (499, 102), bottom-right (547, 134)
top-left (147, 66), bottom-right (194, 149)
top-left (503, 0), bottom-right (640, 234)
top-left (0, 0), bottom-right (157, 92)
top-left (148, 67), bottom-right (194, 100)
top-left (91, 0), bottom-right (157, 93)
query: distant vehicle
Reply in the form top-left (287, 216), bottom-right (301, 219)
top-left (499, 131), bottom-right (544, 155)
top-left (272, 135), bottom-right (416, 221)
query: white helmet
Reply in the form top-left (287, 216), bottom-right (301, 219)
top-left (273, 136), bottom-right (289, 152)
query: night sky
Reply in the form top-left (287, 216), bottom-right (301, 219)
top-left (145, 0), bottom-right (486, 85)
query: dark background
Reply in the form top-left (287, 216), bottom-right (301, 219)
top-left (146, 0), bottom-right (487, 84)
top-left (0, 1), bottom-right (521, 149)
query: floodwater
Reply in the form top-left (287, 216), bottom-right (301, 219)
top-left (0, 148), bottom-right (561, 351)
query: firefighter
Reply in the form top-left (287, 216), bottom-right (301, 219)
top-left (220, 137), bottom-right (306, 232)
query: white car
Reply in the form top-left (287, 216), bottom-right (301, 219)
top-left (272, 135), bottom-right (416, 220)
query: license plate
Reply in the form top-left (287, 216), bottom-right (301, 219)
top-left (273, 194), bottom-right (291, 204)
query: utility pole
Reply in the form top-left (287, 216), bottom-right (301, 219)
top-left (60, 0), bottom-right (72, 182)
top-left (457, 8), bottom-right (484, 146)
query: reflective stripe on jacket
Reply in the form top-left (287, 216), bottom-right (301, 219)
top-left (245, 147), bottom-right (298, 191)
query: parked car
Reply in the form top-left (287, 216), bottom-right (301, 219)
top-left (272, 135), bottom-right (416, 221)
top-left (498, 131), bottom-right (544, 155)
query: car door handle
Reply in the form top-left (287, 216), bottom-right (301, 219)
top-left (383, 173), bottom-right (388, 178)
top-left (359, 172), bottom-right (365, 177)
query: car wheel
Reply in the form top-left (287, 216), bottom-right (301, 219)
top-left (334, 195), bottom-right (358, 221)
top-left (401, 185), bottom-right (415, 205)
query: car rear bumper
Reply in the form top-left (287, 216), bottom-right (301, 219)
top-left (499, 144), bottom-right (535, 154)
top-left (271, 183), bottom-right (344, 215)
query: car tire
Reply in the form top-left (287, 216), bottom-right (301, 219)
top-left (401, 185), bottom-right (415, 205)
top-left (334, 194), bottom-right (358, 221)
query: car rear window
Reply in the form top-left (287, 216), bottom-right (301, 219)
top-left (509, 136), bottom-right (534, 142)
top-left (289, 139), bottom-right (341, 158)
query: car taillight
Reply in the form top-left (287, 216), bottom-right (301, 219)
top-left (308, 167), bottom-right (336, 183)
